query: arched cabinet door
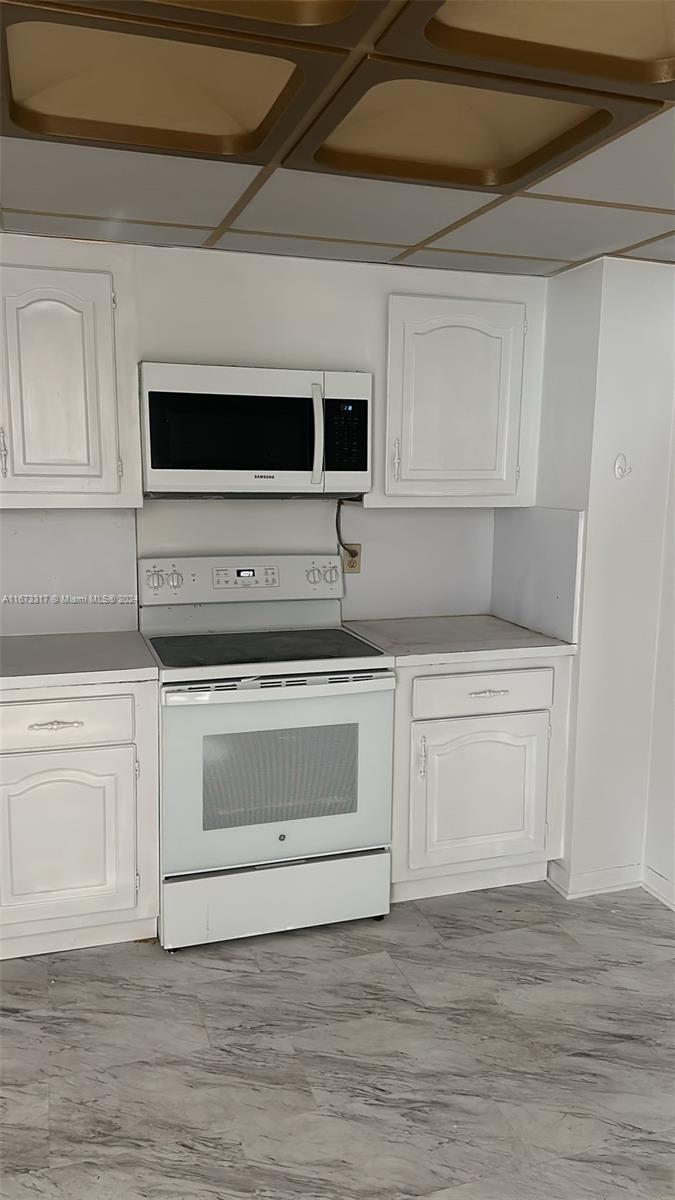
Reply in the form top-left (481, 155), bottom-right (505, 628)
top-left (0, 265), bottom-right (121, 500)
top-left (386, 293), bottom-right (526, 497)
top-left (0, 745), bottom-right (137, 925)
top-left (409, 711), bottom-right (549, 871)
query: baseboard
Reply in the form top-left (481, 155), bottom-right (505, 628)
top-left (546, 860), bottom-right (642, 900)
top-left (0, 917), bottom-right (158, 961)
top-left (642, 866), bottom-right (675, 911)
top-left (391, 860), bottom-right (547, 903)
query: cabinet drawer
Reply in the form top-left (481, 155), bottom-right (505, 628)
top-left (0, 695), bottom-right (134, 752)
top-left (412, 669), bottom-right (553, 720)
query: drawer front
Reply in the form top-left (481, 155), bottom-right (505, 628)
top-left (412, 669), bottom-right (553, 720)
top-left (0, 695), bottom-right (134, 752)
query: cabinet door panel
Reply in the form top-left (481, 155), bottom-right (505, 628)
top-left (409, 711), bottom-right (548, 870)
top-left (387, 294), bottom-right (525, 497)
top-left (0, 745), bottom-right (136, 924)
top-left (0, 266), bottom-right (120, 494)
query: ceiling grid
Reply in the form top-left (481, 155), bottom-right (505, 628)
top-left (0, 0), bottom-right (673, 274)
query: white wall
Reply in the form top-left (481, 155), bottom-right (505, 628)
top-left (643, 433), bottom-right (675, 906)
top-left (0, 509), bottom-right (137, 634)
top-left (537, 260), bottom-right (602, 510)
top-left (136, 498), bottom-right (494, 620)
top-left (491, 507), bottom-right (583, 643)
top-left (545, 259), bottom-right (675, 896)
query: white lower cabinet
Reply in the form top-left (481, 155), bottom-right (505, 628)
top-left (0, 745), bottom-right (137, 925)
top-left (409, 712), bottom-right (549, 872)
top-left (391, 656), bottom-right (573, 902)
top-left (0, 680), bottom-right (159, 959)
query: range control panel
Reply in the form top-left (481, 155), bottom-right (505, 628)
top-left (138, 555), bottom-right (344, 605)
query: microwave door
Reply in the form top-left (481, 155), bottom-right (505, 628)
top-left (141, 365), bottom-right (325, 494)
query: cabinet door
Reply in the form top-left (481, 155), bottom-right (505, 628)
top-left (0, 265), bottom-right (121, 499)
top-left (0, 745), bottom-right (137, 925)
top-left (386, 294), bottom-right (525, 497)
top-left (409, 711), bottom-right (549, 871)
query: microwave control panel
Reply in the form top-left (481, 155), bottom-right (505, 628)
top-left (139, 555), bottom-right (344, 605)
top-left (324, 398), bottom-right (368, 473)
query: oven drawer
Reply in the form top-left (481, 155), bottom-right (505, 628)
top-left (0, 695), bottom-right (135, 752)
top-left (412, 669), bottom-right (554, 720)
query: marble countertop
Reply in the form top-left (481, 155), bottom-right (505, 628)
top-left (0, 631), bottom-right (159, 691)
top-left (346, 614), bottom-right (576, 666)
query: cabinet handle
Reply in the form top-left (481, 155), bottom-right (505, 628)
top-left (468, 689), bottom-right (510, 698)
top-left (418, 735), bottom-right (428, 779)
top-left (392, 438), bottom-right (401, 482)
top-left (27, 719), bottom-right (85, 732)
top-left (0, 427), bottom-right (8, 478)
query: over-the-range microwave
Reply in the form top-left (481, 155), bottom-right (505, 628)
top-left (140, 362), bottom-right (371, 495)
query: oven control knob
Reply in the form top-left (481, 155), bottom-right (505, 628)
top-left (323, 565), bottom-right (340, 586)
top-left (306, 567), bottom-right (323, 585)
top-left (146, 569), bottom-right (165, 591)
top-left (166, 570), bottom-right (184, 590)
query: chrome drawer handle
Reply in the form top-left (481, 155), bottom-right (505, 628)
top-left (0, 426), bottom-right (8, 478)
top-left (28, 720), bottom-right (85, 732)
top-left (468, 689), bottom-right (510, 698)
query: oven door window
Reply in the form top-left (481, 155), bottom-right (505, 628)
top-left (203, 724), bottom-right (358, 830)
top-left (161, 688), bottom-right (393, 874)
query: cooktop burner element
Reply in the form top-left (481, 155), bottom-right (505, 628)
top-left (149, 627), bottom-right (383, 669)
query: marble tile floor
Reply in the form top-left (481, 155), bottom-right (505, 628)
top-left (1, 883), bottom-right (673, 1199)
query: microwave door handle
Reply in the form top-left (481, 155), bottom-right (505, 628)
top-left (311, 382), bottom-right (324, 486)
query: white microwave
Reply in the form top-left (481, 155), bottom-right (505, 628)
top-left (140, 362), bottom-right (371, 495)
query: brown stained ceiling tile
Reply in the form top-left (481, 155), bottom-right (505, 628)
top-left (108, 0), bottom-right (392, 48)
top-left (321, 78), bottom-right (596, 173)
top-left (152, 1), bottom-right (358, 25)
top-left (1, 8), bottom-right (346, 163)
top-left (289, 56), bottom-right (656, 191)
top-left (377, 0), bottom-right (675, 100)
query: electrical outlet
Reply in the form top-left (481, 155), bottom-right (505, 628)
top-left (342, 544), bottom-right (362, 574)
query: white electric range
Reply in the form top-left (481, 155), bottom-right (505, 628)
top-left (139, 554), bottom-right (395, 949)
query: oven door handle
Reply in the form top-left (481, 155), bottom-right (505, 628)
top-left (163, 676), bottom-right (395, 705)
top-left (311, 381), bottom-right (324, 486)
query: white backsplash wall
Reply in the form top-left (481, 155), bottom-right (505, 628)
top-left (0, 509), bottom-right (138, 635)
top-left (137, 498), bottom-right (494, 619)
top-left (136, 497), bottom-right (337, 557)
top-left (339, 505), bottom-right (493, 619)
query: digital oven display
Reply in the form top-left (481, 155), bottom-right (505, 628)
top-left (237, 569), bottom-right (255, 579)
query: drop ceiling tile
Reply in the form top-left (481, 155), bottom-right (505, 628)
top-left (0, 210), bottom-right (209, 246)
top-left (0, 137), bottom-right (260, 226)
top-left (432, 196), bottom-right (675, 260)
top-left (527, 109), bottom-right (675, 210)
top-left (403, 249), bottom-right (565, 274)
top-left (622, 232), bottom-right (675, 262)
top-left (230, 168), bottom-right (492, 244)
top-left (213, 231), bottom-right (397, 262)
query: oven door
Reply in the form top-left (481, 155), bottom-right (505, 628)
top-left (141, 363), bottom-right (325, 494)
top-left (160, 674), bottom-right (395, 875)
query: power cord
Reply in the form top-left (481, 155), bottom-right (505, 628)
top-left (336, 497), bottom-right (360, 560)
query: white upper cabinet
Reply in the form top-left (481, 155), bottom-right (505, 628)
top-left (0, 262), bottom-right (141, 507)
top-left (385, 293), bottom-right (528, 503)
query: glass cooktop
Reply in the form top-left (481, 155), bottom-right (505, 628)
top-left (150, 627), bottom-right (383, 668)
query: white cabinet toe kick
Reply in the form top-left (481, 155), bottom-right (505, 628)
top-left (160, 849), bottom-right (390, 949)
